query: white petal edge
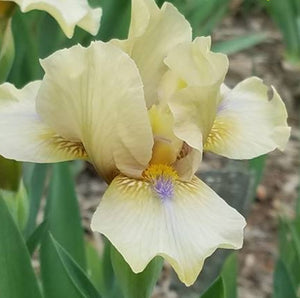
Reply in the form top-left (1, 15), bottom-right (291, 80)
top-left (164, 36), bottom-right (229, 87)
top-left (0, 81), bottom-right (87, 162)
top-left (10, 0), bottom-right (102, 38)
top-left (91, 175), bottom-right (246, 286)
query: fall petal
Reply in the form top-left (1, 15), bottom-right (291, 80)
top-left (204, 77), bottom-right (291, 159)
top-left (0, 81), bottom-right (86, 162)
top-left (91, 175), bottom-right (245, 286)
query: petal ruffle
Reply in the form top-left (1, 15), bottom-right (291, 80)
top-left (0, 82), bottom-right (87, 162)
top-left (37, 42), bottom-right (153, 181)
top-left (10, 0), bottom-right (102, 38)
top-left (112, 0), bottom-right (192, 108)
top-left (204, 77), bottom-right (291, 159)
top-left (164, 37), bottom-right (228, 88)
top-left (91, 175), bottom-right (246, 286)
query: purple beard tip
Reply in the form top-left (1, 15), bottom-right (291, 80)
top-left (153, 176), bottom-right (174, 201)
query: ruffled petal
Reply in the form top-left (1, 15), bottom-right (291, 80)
top-left (10, 0), bottom-right (102, 38)
top-left (91, 175), bottom-right (246, 286)
top-left (111, 0), bottom-right (192, 108)
top-left (204, 77), bottom-right (291, 159)
top-left (37, 42), bottom-right (153, 181)
top-left (0, 82), bottom-right (87, 162)
top-left (164, 37), bottom-right (228, 88)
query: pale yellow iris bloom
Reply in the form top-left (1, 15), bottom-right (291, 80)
top-left (0, 0), bottom-right (290, 286)
top-left (0, 0), bottom-right (102, 38)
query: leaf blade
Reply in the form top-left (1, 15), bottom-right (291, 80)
top-left (0, 197), bottom-right (42, 298)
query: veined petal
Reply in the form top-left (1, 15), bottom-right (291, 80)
top-left (112, 0), bottom-right (192, 108)
top-left (10, 0), bottom-right (102, 38)
top-left (164, 37), bottom-right (229, 88)
top-left (37, 42), bottom-right (153, 181)
top-left (91, 174), bottom-right (246, 286)
top-left (0, 82), bottom-right (87, 162)
top-left (204, 77), bottom-right (291, 159)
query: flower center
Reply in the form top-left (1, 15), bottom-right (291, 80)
top-left (143, 164), bottom-right (178, 201)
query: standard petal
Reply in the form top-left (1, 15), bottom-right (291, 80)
top-left (10, 0), bottom-right (101, 38)
top-left (204, 77), bottom-right (291, 159)
top-left (37, 42), bottom-right (153, 181)
top-left (91, 175), bottom-right (246, 286)
top-left (112, 0), bottom-right (192, 107)
top-left (164, 37), bottom-right (229, 88)
top-left (0, 82), bottom-right (87, 162)
top-left (169, 86), bottom-right (218, 152)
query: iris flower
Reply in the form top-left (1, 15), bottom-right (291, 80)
top-left (0, 0), bottom-right (102, 38)
top-left (0, 0), bottom-right (290, 286)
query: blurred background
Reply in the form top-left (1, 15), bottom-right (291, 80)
top-left (1, 0), bottom-right (299, 297)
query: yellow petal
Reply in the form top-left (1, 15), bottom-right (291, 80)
top-left (112, 0), bottom-right (192, 108)
top-left (91, 174), bottom-right (246, 286)
top-left (164, 37), bottom-right (228, 88)
top-left (37, 42), bottom-right (153, 181)
top-left (129, 0), bottom-right (159, 39)
top-left (204, 77), bottom-right (291, 159)
top-left (148, 105), bottom-right (182, 165)
top-left (169, 85), bottom-right (219, 151)
top-left (10, 0), bottom-right (102, 38)
top-left (0, 82), bottom-right (87, 162)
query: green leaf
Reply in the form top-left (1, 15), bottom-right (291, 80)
top-left (201, 277), bottom-right (224, 298)
top-left (201, 253), bottom-right (237, 298)
top-left (0, 18), bottom-right (15, 82)
top-left (273, 259), bottom-right (298, 298)
top-left (1, 181), bottom-right (29, 231)
top-left (44, 162), bottom-right (86, 268)
top-left (0, 196), bottom-right (42, 298)
top-left (9, 10), bottom-right (43, 87)
top-left (46, 233), bottom-right (102, 298)
top-left (111, 244), bottom-right (163, 298)
top-left (86, 242), bottom-right (104, 293)
top-left (86, 240), bottom-right (118, 297)
top-left (26, 220), bottom-right (49, 256)
top-left (0, 156), bottom-right (21, 191)
top-left (96, 0), bottom-right (130, 41)
top-left (221, 253), bottom-right (237, 298)
top-left (213, 33), bottom-right (267, 55)
top-left (40, 162), bottom-right (86, 298)
top-left (41, 233), bottom-right (84, 298)
top-left (297, 186), bottom-right (300, 218)
top-left (267, 0), bottom-right (300, 62)
top-left (24, 163), bottom-right (49, 238)
top-left (278, 219), bottom-right (300, 288)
